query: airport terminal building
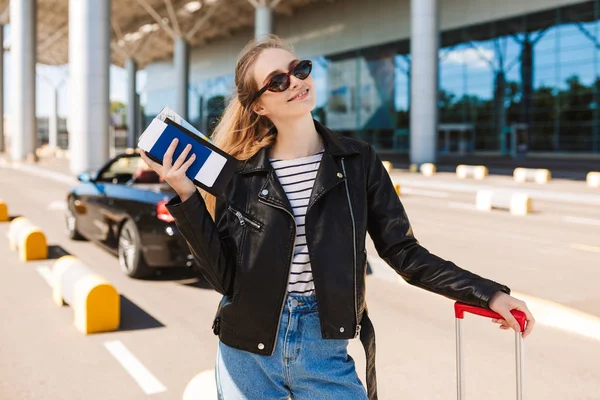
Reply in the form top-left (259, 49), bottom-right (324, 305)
top-left (144, 0), bottom-right (600, 159)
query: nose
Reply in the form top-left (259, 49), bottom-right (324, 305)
top-left (289, 74), bottom-right (302, 89)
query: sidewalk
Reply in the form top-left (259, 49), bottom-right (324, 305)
top-left (377, 153), bottom-right (600, 180)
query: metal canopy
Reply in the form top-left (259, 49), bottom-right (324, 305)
top-left (0, 0), bottom-right (322, 68)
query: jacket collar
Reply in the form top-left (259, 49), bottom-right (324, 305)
top-left (240, 119), bottom-right (358, 175)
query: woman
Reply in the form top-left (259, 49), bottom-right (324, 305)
top-left (140, 35), bottom-right (535, 400)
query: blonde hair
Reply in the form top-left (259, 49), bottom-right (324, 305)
top-left (202, 34), bottom-right (294, 218)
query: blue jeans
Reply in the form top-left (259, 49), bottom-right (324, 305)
top-left (216, 294), bottom-right (368, 400)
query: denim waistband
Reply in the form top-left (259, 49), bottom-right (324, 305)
top-left (285, 293), bottom-right (318, 312)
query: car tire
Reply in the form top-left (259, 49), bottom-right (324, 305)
top-left (65, 199), bottom-right (86, 241)
top-left (118, 219), bottom-right (152, 279)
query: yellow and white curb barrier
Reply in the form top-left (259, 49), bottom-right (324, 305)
top-left (52, 256), bottom-right (120, 334)
top-left (8, 217), bottom-right (48, 261)
top-left (394, 183), bottom-right (401, 196)
top-left (420, 163), bottom-right (436, 177)
top-left (587, 172), bottom-right (600, 188)
top-left (476, 190), bottom-right (533, 216)
top-left (514, 168), bottom-right (551, 184)
top-left (0, 199), bottom-right (8, 222)
top-left (409, 163), bottom-right (419, 173)
top-left (183, 370), bottom-right (217, 400)
top-left (456, 165), bottom-right (488, 180)
top-left (382, 161), bottom-right (392, 173)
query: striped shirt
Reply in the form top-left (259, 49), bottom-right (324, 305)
top-left (270, 150), bottom-right (324, 296)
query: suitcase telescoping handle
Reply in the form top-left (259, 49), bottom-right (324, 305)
top-left (454, 302), bottom-right (527, 400)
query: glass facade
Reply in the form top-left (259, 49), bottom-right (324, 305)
top-left (145, 0), bottom-right (600, 155)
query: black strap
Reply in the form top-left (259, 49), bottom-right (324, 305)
top-left (359, 311), bottom-right (378, 400)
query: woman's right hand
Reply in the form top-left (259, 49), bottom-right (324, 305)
top-left (138, 138), bottom-right (197, 201)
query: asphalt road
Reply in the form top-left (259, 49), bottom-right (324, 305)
top-left (1, 159), bottom-right (599, 400)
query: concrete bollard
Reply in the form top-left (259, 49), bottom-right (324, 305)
top-left (513, 168), bottom-right (551, 184)
top-left (52, 256), bottom-right (120, 334)
top-left (8, 217), bottom-right (48, 261)
top-left (587, 172), bottom-right (600, 188)
top-left (0, 199), bottom-right (8, 222)
top-left (476, 190), bottom-right (533, 216)
top-left (382, 161), bottom-right (392, 173)
top-left (409, 163), bottom-right (419, 173)
top-left (456, 165), bottom-right (488, 180)
top-left (420, 163), bottom-right (436, 177)
top-left (394, 183), bottom-right (401, 196)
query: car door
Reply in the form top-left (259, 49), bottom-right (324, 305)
top-left (92, 155), bottom-right (140, 242)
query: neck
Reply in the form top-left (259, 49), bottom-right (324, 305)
top-left (269, 113), bottom-right (323, 160)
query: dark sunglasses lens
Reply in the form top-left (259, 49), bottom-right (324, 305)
top-left (293, 60), bottom-right (312, 80)
top-left (268, 73), bottom-right (290, 92)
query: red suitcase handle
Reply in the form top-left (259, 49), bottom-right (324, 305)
top-left (454, 302), bottom-right (527, 332)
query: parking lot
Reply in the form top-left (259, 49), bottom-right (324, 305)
top-left (1, 156), bottom-right (600, 399)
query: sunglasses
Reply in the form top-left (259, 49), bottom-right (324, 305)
top-left (250, 60), bottom-right (313, 105)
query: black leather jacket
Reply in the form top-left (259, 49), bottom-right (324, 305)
top-left (165, 120), bottom-right (510, 399)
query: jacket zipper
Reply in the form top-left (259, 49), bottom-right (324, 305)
top-left (257, 197), bottom-right (296, 355)
top-left (228, 206), bottom-right (262, 230)
top-left (341, 158), bottom-right (361, 338)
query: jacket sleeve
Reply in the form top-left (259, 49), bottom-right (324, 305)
top-left (365, 145), bottom-right (510, 309)
top-left (165, 190), bottom-right (235, 296)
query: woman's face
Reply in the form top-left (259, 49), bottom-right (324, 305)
top-left (251, 48), bottom-right (316, 120)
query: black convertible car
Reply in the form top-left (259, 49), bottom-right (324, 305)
top-left (65, 151), bottom-right (194, 278)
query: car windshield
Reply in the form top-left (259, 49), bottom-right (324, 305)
top-left (97, 155), bottom-right (160, 184)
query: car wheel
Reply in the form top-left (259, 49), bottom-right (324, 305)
top-left (118, 219), bottom-right (152, 279)
top-left (65, 199), bottom-right (86, 241)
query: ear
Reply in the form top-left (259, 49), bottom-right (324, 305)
top-left (253, 102), bottom-right (268, 116)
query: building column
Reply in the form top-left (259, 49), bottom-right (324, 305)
top-left (48, 87), bottom-right (59, 151)
top-left (255, 5), bottom-right (272, 39)
top-left (174, 37), bottom-right (189, 120)
top-left (410, 0), bottom-right (438, 165)
top-left (0, 25), bottom-right (4, 153)
top-left (9, 0), bottom-right (37, 162)
top-left (521, 40), bottom-right (533, 150)
top-left (68, 0), bottom-right (111, 174)
top-left (125, 58), bottom-right (137, 149)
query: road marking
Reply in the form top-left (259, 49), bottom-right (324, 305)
top-left (570, 243), bottom-right (600, 253)
top-left (36, 265), bottom-right (54, 287)
top-left (183, 369), bottom-right (217, 400)
top-left (511, 291), bottom-right (600, 342)
top-left (562, 216), bottom-right (600, 227)
top-left (48, 201), bottom-right (66, 210)
top-left (2, 162), bottom-right (77, 186)
top-left (401, 187), bottom-right (449, 198)
top-left (448, 202), bottom-right (474, 210)
top-left (368, 254), bottom-right (600, 342)
top-left (104, 340), bottom-right (167, 395)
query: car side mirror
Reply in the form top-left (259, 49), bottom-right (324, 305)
top-left (77, 171), bottom-right (95, 183)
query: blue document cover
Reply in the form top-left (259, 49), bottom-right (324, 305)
top-left (138, 117), bottom-right (238, 196)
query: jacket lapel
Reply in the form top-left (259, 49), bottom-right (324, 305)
top-left (241, 119), bottom-right (360, 213)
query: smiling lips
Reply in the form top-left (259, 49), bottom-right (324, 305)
top-left (288, 88), bottom-right (309, 102)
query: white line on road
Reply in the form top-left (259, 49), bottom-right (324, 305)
top-left (35, 265), bottom-right (54, 287)
top-left (48, 201), bottom-right (66, 211)
top-left (368, 254), bottom-right (600, 342)
top-left (570, 243), bottom-right (600, 253)
top-left (562, 216), bottom-right (600, 226)
top-left (104, 340), bottom-right (167, 395)
top-left (401, 187), bottom-right (449, 198)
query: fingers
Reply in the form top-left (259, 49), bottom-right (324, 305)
top-left (172, 143), bottom-right (192, 170)
top-left (163, 138), bottom-right (179, 168)
top-left (517, 303), bottom-right (536, 339)
top-left (139, 150), bottom-right (160, 170)
top-left (497, 309), bottom-right (521, 333)
top-left (180, 152), bottom-right (196, 172)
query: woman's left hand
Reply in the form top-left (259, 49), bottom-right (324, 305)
top-left (488, 291), bottom-right (535, 339)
